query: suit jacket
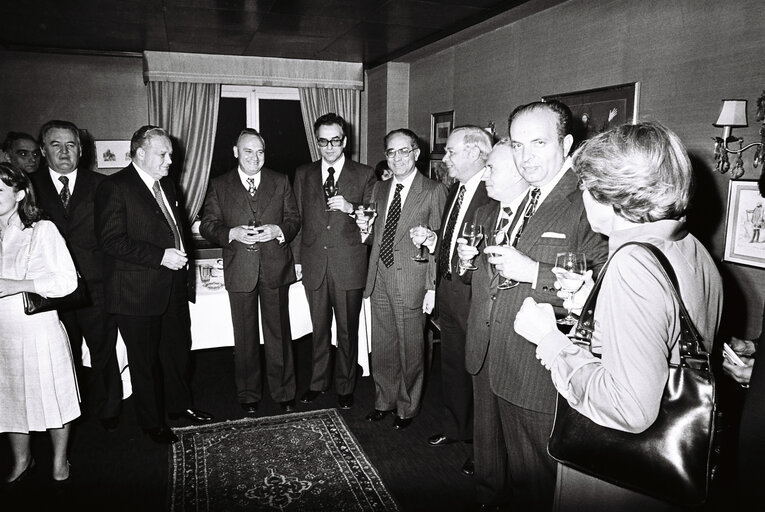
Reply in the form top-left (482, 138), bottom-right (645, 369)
top-left (94, 163), bottom-right (193, 316)
top-left (363, 171), bottom-right (447, 308)
top-left (292, 159), bottom-right (376, 291)
top-left (31, 169), bottom-right (107, 286)
top-left (199, 167), bottom-right (300, 292)
top-left (465, 169), bottom-right (609, 413)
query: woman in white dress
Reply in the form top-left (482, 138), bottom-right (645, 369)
top-left (0, 162), bottom-right (80, 485)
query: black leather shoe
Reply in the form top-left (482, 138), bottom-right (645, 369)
top-left (241, 402), bottom-right (258, 416)
top-left (427, 432), bottom-right (456, 446)
top-left (461, 457), bottom-right (475, 476)
top-left (280, 400), bottom-right (296, 413)
top-left (168, 408), bottom-right (214, 423)
top-left (393, 416), bottom-right (412, 430)
top-left (100, 416), bottom-right (119, 432)
top-left (145, 427), bottom-right (179, 444)
top-left (299, 390), bottom-right (324, 404)
top-left (366, 409), bottom-right (392, 422)
top-left (338, 393), bottom-right (354, 410)
top-left (3, 459), bottom-right (36, 488)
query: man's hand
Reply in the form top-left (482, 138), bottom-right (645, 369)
top-left (455, 237), bottom-right (478, 263)
top-left (230, 225), bottom-right (257, 245)
top-left (484, 245), bottom-right (537, 283)
top-left (251, 224), bottom-right (282, 243)
top-left (295, 263), bottom-right (303, 280)
top-left (722, 355), bottom-right (754, 387)
top-left (422, 291), bottom-right (435, 314)
top-left (161, 248), bottom-right (188, 270)
top-left (328, 195), bottom-right (353, 214)
top-left (730, 336), bottom-right (757, 357)
top-left (355, 206), bottom-right (376, 235)
top-left (514, 297), bottom-right (557, 345)
top-left (410, 226), bottom-right (435, 248)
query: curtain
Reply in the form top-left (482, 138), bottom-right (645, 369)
top-left (299, 88), bottom-right (361, 162)
top-left (148, 81), bottom-right (220, 222)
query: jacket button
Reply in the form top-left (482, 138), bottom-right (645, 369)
top-left (490, 294), bottom-right (496, 301)
top-left (542, 286), bottom-right (549, 291)
top-left (323, 246), bottom-right (327, 249)
top-left (485, 321), bottom-right (490, 327)
top-left (326, 225), bottom-right (331, 230)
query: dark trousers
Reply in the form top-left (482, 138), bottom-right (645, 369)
top-left (228, 283), bottom-right (295, 403)
top-left (304, 271), bottom-right (362, 396)
top-left (115, 274), bottom-right (192, 430)
top-left (473, 366), bottom-right (556, 510)
top-left (59, 283), bottom-right (122, 420)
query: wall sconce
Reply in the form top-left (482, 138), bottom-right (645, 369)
top-left (713, 98), bottom-right (764, 179)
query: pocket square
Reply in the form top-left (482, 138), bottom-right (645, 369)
top-left (541, 232), bottom-right (566, 239)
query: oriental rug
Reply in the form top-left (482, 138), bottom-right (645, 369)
top-left (168, 409), bottom-right (399, 511)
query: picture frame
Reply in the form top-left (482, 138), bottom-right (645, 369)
top-left (542, 82), bottom-right (640, 142)
top-left (428, 158), bottom-right (455, 187)
top-left (95, 140), bottom-right (131, 169)
top-left (723, 180), bottom-right (765, 268)
top-left (430, 110), bottom-right (454, 156)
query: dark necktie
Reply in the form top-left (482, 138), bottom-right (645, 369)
top-left (495, 206), bottom-right (514, 234)
top-left (247, 177), bottom-right (256, 197)
top-left (59, 175), bottom-right (71, 209)
top-left (324, 167), bottom-right (335, 199)
top-left (438, 185), bottom-right (465, 278)
top-left (380, 183), bottom-right (404, 268)
top-left (511, 187), bottom-right (541, 247)
top-left (152, 181), bottom-right (182, 250)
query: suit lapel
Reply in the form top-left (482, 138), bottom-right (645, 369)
top-left (256, 169), bottom-right (276, 213)
top-left (222, 169), bottom-right (250, 215)
top-left (67, 170), bottom-right (89, 213)
top-left (37, 171), bottom-right (68, 219)
top-left (374, 178), bottom-right (393, 245)
top-left (517, 170), bottom-right (577, 248)
top-left (308, 161), bottom-right (325, 206)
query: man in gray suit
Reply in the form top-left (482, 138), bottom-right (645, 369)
top-left (200, 128), bottom-right (301, 415)
top-left (357, 128), bottom-right (447, 430)
top-left (461, 101), bottom-right (608, 511)
top-left (293, 113), bottom-right (376, 410)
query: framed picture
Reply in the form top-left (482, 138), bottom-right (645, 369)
top-left (95, 140), bottom-right (131, 169)
top-left (542, 82), bottom-right (640, 142)
top-left (723, 180), bottom-right (765, 268)
top-left (429, 158), bottom-right (455, 187)
top-left (430, 110), bottom-right (454, 156)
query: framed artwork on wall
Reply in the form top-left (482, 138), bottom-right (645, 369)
top-left (723, 180), bottom-right (765, 268)
top-left (542, 82), bottom-right (640, 142)
top-left (429, 158), bottom-right (455, 187)
top-left (95, 140), bottom-right (131, 169)
top-left (430, 110), bottom-right (454, 156)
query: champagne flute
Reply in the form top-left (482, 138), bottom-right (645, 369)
top-left (492, 228), bottom-right (517, 290)
top-left (324, 182), bottom-right (339, 211)
top-left (458, 223), bottom-right (484, 271)
top-left (552, 252), bottom-right (587, 325)
top-left (411, 224), bottom-right (430, 262)
top-left (247, 219), bottom-right (261, 252)
top-left (359, 202), bottom-right (377, 235)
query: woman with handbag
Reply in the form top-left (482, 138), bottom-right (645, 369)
top-left (0, 162), bottom-right (80, 485)
top-left (513, 122), bottom-right (723, 510)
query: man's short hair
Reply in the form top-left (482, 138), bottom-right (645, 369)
top-left (384, 128), bottom-right (419, 150)
top-left (235, 128), bottom-right (265, 148)
top-left (2, 132), bottom-right (38, 153)
top-left (573, 121), bottom-right (693, 223)
top-left (507, 100), bottom-right (573, 144)
top-left (450, 125), bottom-right (493, 161)
top-left (39, 120), bottom-right (81, 146)
top-left (313, 113), bottom-right (347, 137)
top-left (130, 125), bottom-right (169, 157)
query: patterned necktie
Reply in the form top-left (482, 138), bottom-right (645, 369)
top-left (152, 181), bottom-right (182, 250)
top-left (438, 185), bottom-right (465, 278)
top-left (512, 187), bottom-right (541, 247)
top-left (495, 206), bottom-right (514, 243)
top-left (324, 167), bottom-right (335, 199)
top-left (380, 183), bottom-right (404, 268)
top-left (59, 175), bottom-right (71, 209)
top-left (247, 177), bottom-right (256, 197)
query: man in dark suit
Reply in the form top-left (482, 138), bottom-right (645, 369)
top-left (95, 125), bottom-right (213, 444)
top-left (461, 101), bottom-right (609, 510)
top-left (31, 120), bottom-right (123, 431)
top-left (200, 128), bottom-right (301, 415)
top-left (357, 128), bottom-right (447, 430)
top-left (292, 113), bottom-right (376, 410)
top-left (410, 125), bottom-right (493, 475)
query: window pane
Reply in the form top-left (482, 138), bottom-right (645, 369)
top-left (258, 99), bottom-right (311, 183)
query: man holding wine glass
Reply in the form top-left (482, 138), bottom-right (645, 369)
top-left (462, 101), bottom-right (608, 511)
top-left (292, 113), bottom-right (376, 410)
top-left (200, 128), bottom-right (301, 416)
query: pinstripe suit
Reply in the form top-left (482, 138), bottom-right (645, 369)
top-left (363, 171), bottom-right (447, 418)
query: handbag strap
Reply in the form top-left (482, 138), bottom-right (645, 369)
top-left (573, 241), bottom-right (710, 371)
top-left (23, 222), bottom-right (38, 280)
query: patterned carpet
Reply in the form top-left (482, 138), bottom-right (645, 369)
top-left (169, 409), bottom-right (399, 511)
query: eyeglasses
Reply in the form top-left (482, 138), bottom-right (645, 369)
top-left (385, 147), bottom-right (415, 159)
top-left (317, 137), bottom-right (344, 148)
top-left (15, 150), bottom-right (41, 158)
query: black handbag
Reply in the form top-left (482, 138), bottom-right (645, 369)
top-left (547, 242), bottom-right (717, 506)
top-left (22, 272), bottom-right (90, 315)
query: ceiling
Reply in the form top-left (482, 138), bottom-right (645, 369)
top-left (0, 0), bottom-right (534, 68)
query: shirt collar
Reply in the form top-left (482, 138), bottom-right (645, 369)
top-left (132, 162), bottom-right (159, 190)
top-left (49, 167), bottom-right (78, 187)
top-left (536, 157), bottom-right (571, 200)
top-left (322, 154), bottom-right (345, 174)
top-left (238, 167), bottom-right (261, 188)
top-left (608, 219), bottom-right (688, 253)
top-left (393, 168), bottom-right (418, 189)
top-left (461, 168), bottom-right (484, 193)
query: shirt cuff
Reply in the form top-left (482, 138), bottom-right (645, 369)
top-left (275, 226), bottom-right (285, 243)
top-left (535, 330), bottom-right (573, 370)
top-left (425, 234), bottom-right (437, 254)
top-left (530, 262), bottom-right (540, 289)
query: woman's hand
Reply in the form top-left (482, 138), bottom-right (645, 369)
top-left (722, 355), bottom-right (755, 387)
top-left (556, 269), bottom-right (593, 315)
top-left (514, 297), bottom-right (558, 346)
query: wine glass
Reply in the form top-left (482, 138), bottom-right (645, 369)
top-left (492, 228), bottom-right (517, 290)
top-left (359, 202), bottom-right (377, 235)
top-left (552, 252), bottom-right (587, 325)
top-left (324, 182), bottom-right (339, 211)
top-left (247, 219), bottom-right (261, 252)
top-left (458, 223), bottom-right (484, 272)
top-left (411, 224), bottom-right (430, 262)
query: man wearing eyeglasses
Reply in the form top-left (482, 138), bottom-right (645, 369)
top-left (1, 131), bottom-right (41, 174)
top-left (292, 113), bottom-right (376, 410)
top-left (356, 128), bottom-right (447, 430)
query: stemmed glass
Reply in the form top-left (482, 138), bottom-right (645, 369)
top-left (324, 182), bottom-right (339, 211)
top-left (359, 202), bottom-right (377, 235)
top-left (458, 223), bottom-right (484, 272)
top-left (492, 228), bottom-right (517, 290)
top-left (552, 252), bottom-right (587, 325)
top-left (411, 224), bottom-right (430, 262)
top-left (247, 219), bottom-right (261, 252)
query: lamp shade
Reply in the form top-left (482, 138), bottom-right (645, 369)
top-left (714, 99), bottom-right (748, 127)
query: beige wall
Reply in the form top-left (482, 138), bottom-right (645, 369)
top-left (394, 0), bottom-right (765, 336)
